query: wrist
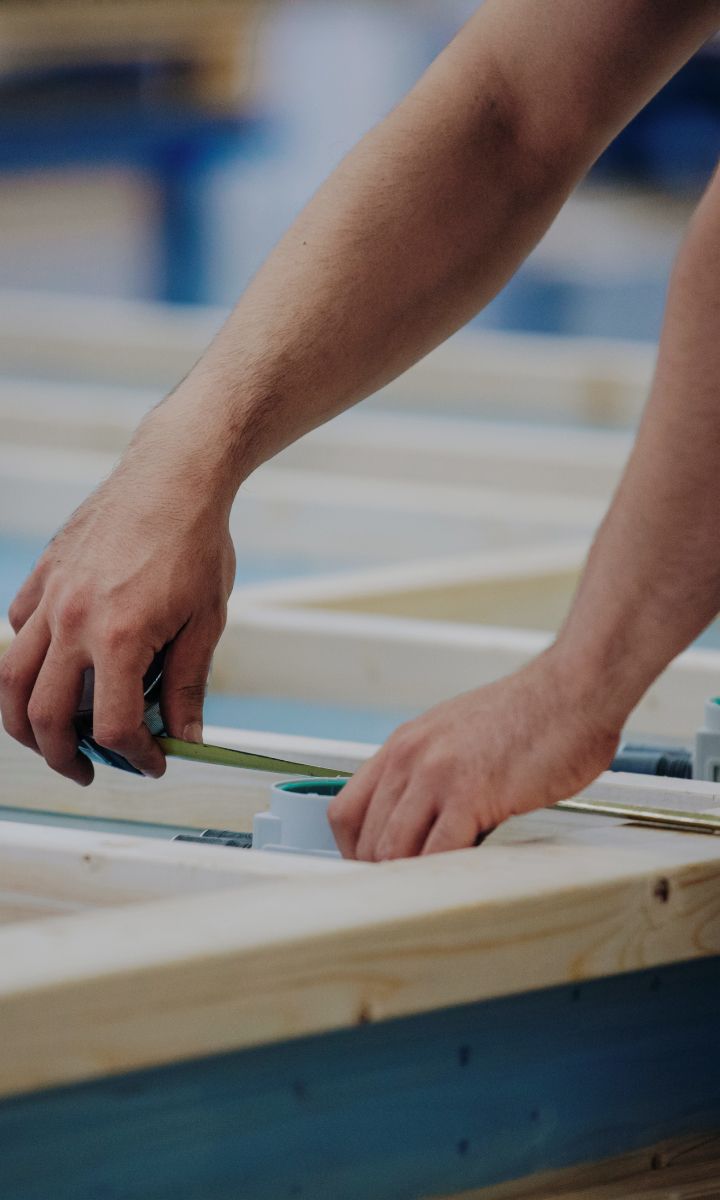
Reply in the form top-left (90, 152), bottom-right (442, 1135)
top-left (128, 381), bottom-right (259, 514)
top-left (166, 344), bottom-right (298, 490)
top-left (547, 627), bottom-right (649, 741)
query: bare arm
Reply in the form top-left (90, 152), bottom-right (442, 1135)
top-left (1, 0), bottom-right (717, 806)
top-left (330, 163), bottom-right (720, 861)
top-left (165, 0), bottom-right (720, 481)
top-left (559, 163), bottom-right (720, 725)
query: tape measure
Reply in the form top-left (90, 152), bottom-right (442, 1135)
top-left (75, 648), bottom-right (349, 779)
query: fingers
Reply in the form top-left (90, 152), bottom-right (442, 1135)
top-left (329, 748), bottom-right (442, 862)
top-left (92, 648), bottom-right (166, 778)
top-left (327, 756), bottom-right (383, 859)
top-left (0, 612), bottom-right (51, 752)
top-left (27, 644), bottom-right (93, 785)
top-left (355, 773), bottom-right (411, 862)
top-left (160, 615), bottom-right (222, 742)
top-left (328, 747), bottom-right (484, 861)
top-left (374, 790), bottom-right (438, 861)
top-left (8, 571), bottom-right (45, 633)
top-left (421, 805), bottom-right (481, 856)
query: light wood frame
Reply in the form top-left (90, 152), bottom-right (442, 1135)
top-left (0, 444), bottom-right (600, 574)
top-left (2, 792), bottom-right (720, 1101)
top-left (0, 287), bottom-right (654, 425)
top-left (0, 378), bottom-right (632, 499)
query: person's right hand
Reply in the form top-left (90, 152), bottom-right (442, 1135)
top-left (0, 409), bottom-right (237, 784)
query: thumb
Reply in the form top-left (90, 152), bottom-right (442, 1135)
top-left (160, 617), bottom-right (220, 742)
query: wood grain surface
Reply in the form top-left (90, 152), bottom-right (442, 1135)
top-left (2, 813), bottom-right (720, 1098)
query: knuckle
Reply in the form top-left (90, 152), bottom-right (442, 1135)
top-left (1, 711), bottom-right (29, 744)
top-left (27, 700), bottom-right (54, 733)
top-left (7, 598), bottom-right (27, 632)
top-left (419, 748), bottom-right (451, 781)
top-left (91, 722), bottom-right (134, 751)
top-left (99, 622), bottom-right (135, 655)
top-left (386, 728), bottom-right (419, 768)
top-left (54, 591), bottom-right (88, 638)
top-left (0, 656), bottom-right (20, 695)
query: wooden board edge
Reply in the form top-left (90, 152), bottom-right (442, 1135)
top-left (1, 827), bottom-right (720, 1097)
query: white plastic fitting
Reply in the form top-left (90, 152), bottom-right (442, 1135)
top-left (693, 697), bottom-right (720, 782)
top-left (252, 778), bottom-right (344, 858)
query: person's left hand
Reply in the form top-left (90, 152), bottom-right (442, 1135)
top-left (327, 648), bottom-right (621, 860)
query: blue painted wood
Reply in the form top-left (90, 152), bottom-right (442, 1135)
top-left (3, 957), bottom-right (720, 1199)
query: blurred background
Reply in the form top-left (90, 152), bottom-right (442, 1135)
top-left (0, 0), bottom-right (718, 338)
top-left (2, 2), bottom-right (720, 777)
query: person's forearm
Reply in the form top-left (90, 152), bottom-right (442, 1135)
top-left (556, 164), bottom-right (720, 726)
top-left (158, 0), bottom-right (718, 487)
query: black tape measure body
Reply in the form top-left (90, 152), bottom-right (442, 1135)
top-left (75, 649), bottom-right (167, 774)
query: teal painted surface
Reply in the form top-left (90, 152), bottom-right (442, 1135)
top-left (3, 957), bottom-right (720, 1199)
top-left (204, 694), bottom-right (415, 744)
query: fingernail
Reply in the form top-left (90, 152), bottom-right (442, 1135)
top-left (183, 721), bottom-right (203, 744)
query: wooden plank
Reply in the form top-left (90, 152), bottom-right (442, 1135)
top-left (235, 542), bottom-right (585, 624)
top-left (2, 957), bottom-right (720, 1198)
top-left (3, 686), bottom-right (720, 833)
top-left (370, 329), bottom-right (653, 428)
top-left (0, 815), bottom-right (351, 898)
top-left (4, 582), bottom-right (720, 746)
top-left (2, 815), bottom-right (720, 1097)
top-left (437, 1133), bottom-right (720, 1199)
top-left (0, 719), bottom-right (370, 830)
top-left (0, 446), bottom-right (598, 562)
top-left (5, 586), bottom-right (720, 830)
top-left (248, 543), bottom-right (586, 626)
top-left (219, 548), bottom-right (720, 741)
top-left (0, 819), bottom-right (351, 927)
top-left (0, 1), bottom-right (265, 63)
top-left (0, 377), bottom-right (156, 453)
top-left (218, 600), bottom-right (720, 742)
top-left (216, 604), bottom-right (557, 707)
top-left (0, 289), bottom-right (653, 425)
top-left (0, 291), bottom-right (223, 390)
top-left (4, 591), bottom-right (720, 811)
top-left (0, 815), bottom-right (354, 925)
top-left (0, 379), bottom-right (632, 499)
top-left (278, 410), bottom-right (631, 499)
